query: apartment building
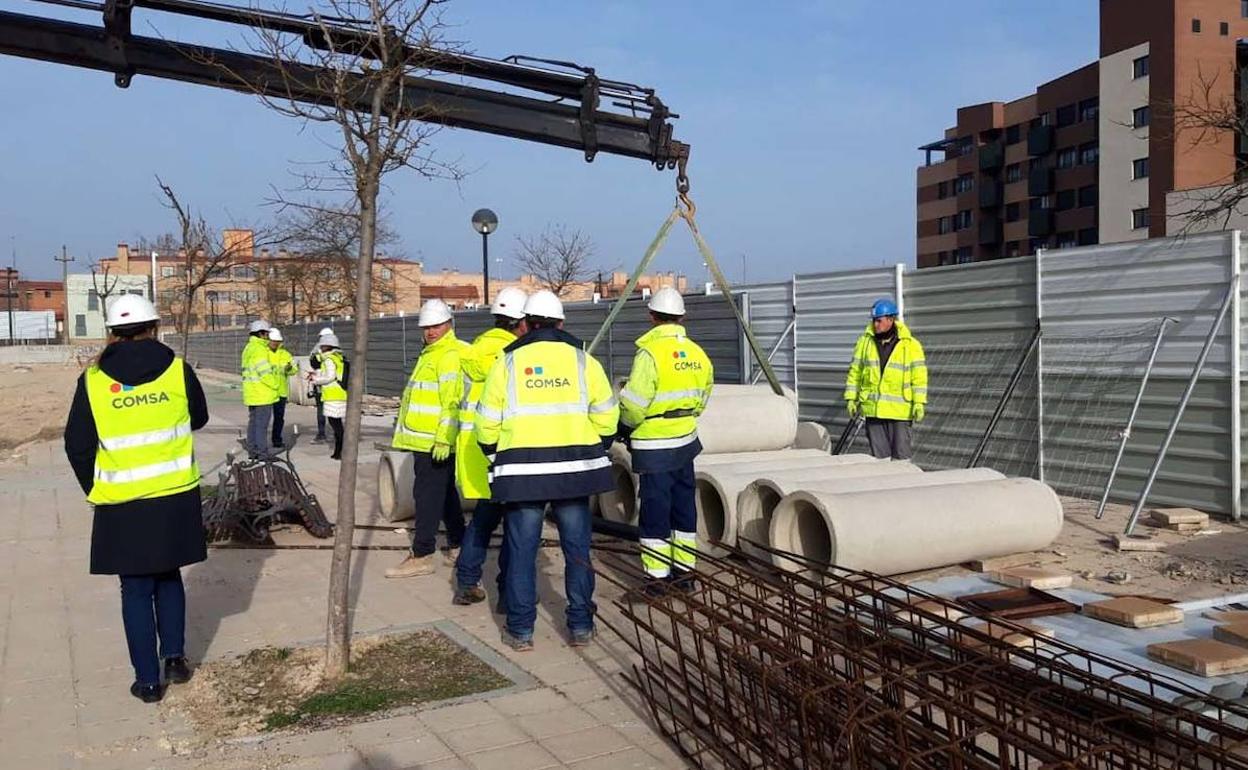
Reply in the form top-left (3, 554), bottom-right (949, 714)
top-left (917, 0), bottom-right (1248, 267)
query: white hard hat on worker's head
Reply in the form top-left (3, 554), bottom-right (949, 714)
top-left (268, 328), bottom-right (283, 342)
top-left (491, 286), bottom-right (528, 320)
top-left (320, 334), bottom-right (341, 349)
top-left (524, 289), bottom-right (565, 320)
top-left (317, 326), bottom-right (334, 337)
top-left (247, 319), bottom-right (271, 334)
top-left (647, 287), bottom-right (686, 317)
top-left (104, 294), bottom-right (160, 328)
top-left (418, 299), bottom-right (453, 327)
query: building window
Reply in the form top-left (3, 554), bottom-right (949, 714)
top-left (954, 173), bottom-right (974, 194)
top-left (959, 138), bottom-right (975, 156)
top-left (1133, 56), bottom-right (1149, 79)
top-left (1056, 104), bottom-right (1078, 127)
top-left (87, 289), bottom-right (98, 311)
top-left (128, 289), bottom-right (143, 297)
top-left (1056, 233), bottom-right (1078, 249)
top-left (1222, 21), bottom-right (1231, 35)
top-left (1079, 98), bottom-right (1099, 122)
top-left (954, 247), bottom-right (974, 264)
top-left (1039, 112), bottom-right (1052, 127)
top-left (43, 290), bottom-right (50, 299)
top-left (232, 265), bottom-right (257, 280)
top-left (1056, 190), bottom-right (1077, 212)
top-left (1005, 163), bottom-right (1022, 183)
top-left (1057, 147), bottom-right (1078, 169)
top-left (1006, 124), bottom-right (1021, 145)
top-left (937, 181), bottom-right (949, 199)
top-left (1132, 207), bottom-right (1151, 230)
top-left (1006, 202), bottom-right (1021, 223)
top-left (956, 210), bottom-right (973, 231)
top-left (1192, 18), bottom-right (1202, 33)
top-left (938, 216), bottom-right (952, 235)
top-left (1133, 106), bottom-right (1151, 128)
top-left (1078, 185), bottom-right (1098, 208)
top-left (74, 314), bottom-right (86, 337)
top-left (1133, 157), bottom-right (1150, 179)
top-left (1243, 0), bottom-right (1248, 18)
top-left (1030, 237), bottom-right (1049, 253)
top-left (938, 251), bottom-right (950, 266)
top-left (381, 267), bottom-right (393, 280)
top-left (161, 265), bottom-right (175, 278)
top-left (1005, 241), bottom-right (1021, 258)
top-left (1079, 142), bottom-right (1099, 165)
top-left (1078, 228), bottom-right (1099, 246)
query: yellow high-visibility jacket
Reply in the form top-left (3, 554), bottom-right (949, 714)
top-left (844, 320), bottom-right (927, 420)
top-left (241, 336), bottom-right (280, 407)
top-left (392, 330), bottom-right (467, 453)
top-left (455, 327), bottom-right (517, 500)
top-left (619, 324), bottom-right (714, 473)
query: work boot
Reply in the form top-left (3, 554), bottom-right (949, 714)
top-left (385, 554), bottom-right (435, 578)
top-left (501, 630), bottom-right (534, 652)
top-left (312, 436), bottom-right (327, 444)
top-left (666, 572), bottom-right (696, 594)
top-left (443, 547), bottom-right (460, 567)
top-left (164, 656), bottom-right (192, 684)
top-left (453, 585), bottom-right (487, 605)
top-left (129, 682), bottom-right (164, 704)
top-left (629, 580), bottom-right (669, 602)
top-left (568, 628), bottom-right (597, 648)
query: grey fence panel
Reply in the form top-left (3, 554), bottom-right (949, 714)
top-left (740, 281), bottom-right (796, 389)
top-left (794, 267), bottom-right (897, 435)
top-left (365, 317), bottom-right (408, 398)
top-left (903, 258), bottom-right (1039, 475)
top-left (1039, 232), bottom-right (1239, 515)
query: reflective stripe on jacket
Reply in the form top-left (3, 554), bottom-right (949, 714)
top-left (241, 336), bottom-right (280, 406)
top-left (392, 330), bottom-right (466, 453)
top-left (85, 357), bottom-right (200, 505)
top-left (474, 333), bottom-right (618, 502)
top-left (843, 320), bottom-right (927, 420)
top-left (619, 324), bottom-right (714, 473)
top-left (455, 327), bottom-right (517, 500)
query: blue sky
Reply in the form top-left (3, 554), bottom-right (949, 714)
top-left (0, 0), bottom-right (1099, 282)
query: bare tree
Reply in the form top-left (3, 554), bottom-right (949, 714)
top-left (153, 177), bottom-right (272, 355)
top-left (89, 262), bottom-right (121, 326)
top-left (513, 225), bottom-right (597, 297)
top-left (206, 0), bottom-right (466, 678)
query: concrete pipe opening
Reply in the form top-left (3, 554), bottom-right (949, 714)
top-left (598, 460), bottom-right (638, 524)
top-left (695, 476), bottom-right (732, 552)
top-left (378, 454), bottom-right (397, 519)
top-left (768, 492), bottom-right (831, 573)
top-left (736, 481), bottom-right (784, 550)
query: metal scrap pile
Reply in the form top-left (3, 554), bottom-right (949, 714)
top-left (203, 454), bottom-right (333, 543)
top-left (597, 544), bottom-right (1248, 769)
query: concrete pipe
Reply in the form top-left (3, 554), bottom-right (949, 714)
top-left (377, 450), bottom-right (476, 523)
top-left (696, 460), bottom-right (922, 557)
top-left (695, 450), bottom-right (875, 468)
top-left (747, 468), bottom-right (1006, 558)
top-left (598, 443), bottom-right (639, 525)
top-left (768, 478), bottom-right (1063, 576)
top-left (697, 391), bottom-right (798, 453)
top-left (287, 356), bottom-right (315, 406)
top-left (792, 422), bottom-right (831, 451)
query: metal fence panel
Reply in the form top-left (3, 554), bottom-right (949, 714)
top-left (739, 281), bottom-right (796, 389)
top-left (794, 267), bottom-right (897, 435)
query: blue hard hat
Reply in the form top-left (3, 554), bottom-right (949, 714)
top-left (871, 298), bottom-right (899, 319)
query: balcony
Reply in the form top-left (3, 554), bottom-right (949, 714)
top-left (1028, 124), bottom-right (1054, 156)
top-left (979, 181), bottom-right (1003, 208)
top-left (978, 140), bottom-right (1005, 172)
top-left (1028, 209), bottom-right (1055, 237)
top-left (1028, 167), bottom-right (1053, 197)
top-left (978, 215), bottom-right (1002, 245)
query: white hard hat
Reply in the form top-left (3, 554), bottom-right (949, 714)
top-left (247, 319), bottom-right (271, 334)
top-left (104, 294), bottom-right (159, 328)
top-left (491, 286), bottom-right (528, 320)
top-left (524, 289), bottom-right (565, 320)
top-left (320, 334), bottom-right (341, 349)
top-left (318, 327), bottom-right (333, 337)
top-left (268, 328), bottom-right (283, 342)
top-left (418, 299), bottom-right (453, 327)
top-left (647, 286), bottom-right (686, 316)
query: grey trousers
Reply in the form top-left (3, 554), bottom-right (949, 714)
top-left (865, 418), bottom-right (913, 461)
top-left (246, 404), bottom-right (273, 457)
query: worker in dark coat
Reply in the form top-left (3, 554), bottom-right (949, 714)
top-left (63, 295), bottom-right (209, 703)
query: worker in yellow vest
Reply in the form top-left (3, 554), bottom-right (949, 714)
top-left (619, 287), bottom-right (714, 588)
top-left (240, 319), bottom-right (280, 458)
top-left (844, 298), bottom-right (927, 460)
top-left (308, 334), bottom-right (347, 459)
top-left (267, 328), bottom-right (296, 449)
top-left (63, 295), bottom-right (208, 704)
top-left (453, 287), bottom-right (528, 608)
top-left (386, 299), bottom-right (468, 578)
top-left (476, 290), bottom-right (618, 651)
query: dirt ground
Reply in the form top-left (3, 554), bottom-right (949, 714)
top-left (0, 363), bottom-right (81, 457)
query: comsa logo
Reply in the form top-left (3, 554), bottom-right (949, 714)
top-left (672, 350), bottom-right (703, 371)
top-left (523, 364), bottom-right (571, 389)
top-left (112, 390), bottom-right (172, 408)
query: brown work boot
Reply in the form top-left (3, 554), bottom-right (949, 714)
top-left (443, 547), bottom-right (461, 567)
top-left (385, 554), bottom-right (435, 578)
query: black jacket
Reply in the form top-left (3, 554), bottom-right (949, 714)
top-left (64, 339), bottom-right (210, 575)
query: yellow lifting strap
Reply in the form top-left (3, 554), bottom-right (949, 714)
top-left (587, 189), bottom-right (784, 396)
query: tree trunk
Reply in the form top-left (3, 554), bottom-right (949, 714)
top-left (325, 175), bottom-right (380, 680)
top-left (180, 276), bottom-right (193, 359)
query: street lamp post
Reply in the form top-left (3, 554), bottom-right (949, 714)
top-left (471, 208), bottom-right (499, 306)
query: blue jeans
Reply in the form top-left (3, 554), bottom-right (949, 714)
top-left (314, 392), bottom-right (326, 439)
top-left (246, 404), bottom-right (273, 456)
top-left (120, 571), bottom-right (186, 686)
top-left (271, 398), bottom-right (287, 446)
top-left (504, 498), bottom-right (595, 640)
top-left (456, 500), bottom-right (508, 598)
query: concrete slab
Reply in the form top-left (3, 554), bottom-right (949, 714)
top-left (988, 566), bottom-right (1073, 590)
top-left (1213, 623), bottom-right (1248, 649)
top-left (1083, 597), bottom-right (1184, 628)
top-left (1151, 508), bottom-right (1211, 526)
top-left (1114, 534), bottom-right (1167, 552)
top-left (1148, 639), bottom-right (1248, 677)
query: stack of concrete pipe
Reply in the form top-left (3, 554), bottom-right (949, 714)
top-left (598, 384), bottom-right (1065, 575)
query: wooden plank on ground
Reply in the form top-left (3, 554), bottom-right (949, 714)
top-left (1082, 597), bottom-right (1183, 628)
top-left (1147, 639), bottom-right (1248, 677)
top-left (966, 552), bottom-right (1063, 573)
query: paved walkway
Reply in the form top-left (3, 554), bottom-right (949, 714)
top-left (0, 378), bottom-right (688, 769)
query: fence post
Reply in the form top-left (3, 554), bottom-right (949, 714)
top-left (1231, 231), bottom-right (1243, 520)
top-left (1035, 248), bottom-right (1047, 484)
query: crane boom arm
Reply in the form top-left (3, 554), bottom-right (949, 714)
top-left (0, 5), bottom-right (689, 169)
